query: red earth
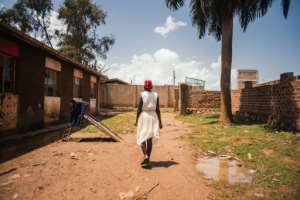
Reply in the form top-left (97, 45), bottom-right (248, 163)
top-left (0, 113), bottom-right (211, 200)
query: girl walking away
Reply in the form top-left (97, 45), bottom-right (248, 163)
top-left (136, 80), bottom-right (163, 168)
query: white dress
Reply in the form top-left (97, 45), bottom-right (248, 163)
top-left (136, 91), bottom-right (160, 145)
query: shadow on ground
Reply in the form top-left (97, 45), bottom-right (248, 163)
top-left (0, 112), bottom-right (119, 163)
top-left (63, 137), bottom-right (116, 143)
top-left (150, 160), bottom-right (179, 168)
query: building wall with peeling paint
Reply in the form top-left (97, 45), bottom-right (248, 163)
top-left (0, 23), bottom-right (103, 133)
top-left (0, 93), bottom-right (18, 131)
top-left (44, 96), bottom-right (61, 123)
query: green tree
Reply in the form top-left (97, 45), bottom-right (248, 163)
top-left (91, 60), bottom-right (110, 73)
top-left (0, 0), bottom-right (54, 47)
top-left (57, 0), bottom-right (114, 65)
top-left (164, 0), bottom-right (291, 124)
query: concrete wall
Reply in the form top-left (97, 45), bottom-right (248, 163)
top-left (99, 84), bottom-right (178, 108)
top-left (82, 71), bottom-right (91, 102)
top-left (44, 96), bottom-right (60, 123)
top-left (0, 93), bottom-right (18, 131)
top-left (44, 57), bottom-right (100, 122)
top-left (90, 99), bottom-right (96, 114)
top-left (16, 40), bottom-right (45, 130)
top-left (59, 59), bottom-right (74, 120)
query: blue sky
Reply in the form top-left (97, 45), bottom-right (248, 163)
top-left (1, 0), bottom-right (300, 89)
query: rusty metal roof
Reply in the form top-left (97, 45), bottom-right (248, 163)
top-left (101, 78), bottom-right (129, 85)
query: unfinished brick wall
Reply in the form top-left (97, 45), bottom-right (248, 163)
top-left (179, 72), bottom-right (300, 131)
top-left (178, 84), bottom-right (190, 114)
top-left (231, 85), bottom-right (273, 116)
top-left (232, 73), bottom-right (300, 130)
top-left (187, 90), bottom-right (220, 113)
top-left (177, 84), bottom-right (219, 114)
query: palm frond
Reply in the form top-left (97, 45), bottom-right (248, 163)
top-left (165, 0), bottom-right (185, 10)
top-left (281, 0), bottom-right (290, 18)
top-left (165, 0), bottom-right (292, 40)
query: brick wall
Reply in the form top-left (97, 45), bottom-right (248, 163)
top-left (232, 73), bottom-right (300, 130)
top-left (187, 90), bottom-right (220, 113)
top-left (178, 73), bottom-right (300, 131)
top-left (177, 84), bottom-right (219, 114)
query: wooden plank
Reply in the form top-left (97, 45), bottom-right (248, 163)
top-left (83, 114), bottom-right (122, 142)
top-left (86, 113), bottom-right (123, 140)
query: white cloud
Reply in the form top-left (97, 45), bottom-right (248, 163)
top-left (106, 48), bottom-right (238, 91)
top-left (154, 16), bottom-right (187, 37)
top-left (48, 11), bottom-right (66, 48)
top-left (49, 11), bottom-right (66, 35)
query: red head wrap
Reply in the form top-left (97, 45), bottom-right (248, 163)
top-left (144, 80), bottom-right (153, 89)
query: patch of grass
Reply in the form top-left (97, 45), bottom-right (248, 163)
top-left (79, 112), bottom-right (136, 134)
top-left (176, 112), bottom-right (300, 200)
top-left (79, 125), bottom-right (98, 133)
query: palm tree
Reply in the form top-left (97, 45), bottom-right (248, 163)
top-left (164, 0), bottom-right (291, 124)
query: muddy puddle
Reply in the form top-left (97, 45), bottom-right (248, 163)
top-left (196, 156), bottom-right (255, 184)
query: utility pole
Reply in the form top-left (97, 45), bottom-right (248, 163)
top-left (173, 70), bottom-right (176, 85)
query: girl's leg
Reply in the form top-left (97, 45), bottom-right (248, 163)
top-left (140, 139), bottom-right (152, 168)
top-left (141, 141), bottom-right (149, 166)
top-left (146, 138), bottom-right (153, 158)
top-left (141, 141), bottom-right (147, 156)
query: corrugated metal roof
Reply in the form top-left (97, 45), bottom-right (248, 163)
top-left (101, 78), bottom-right (129, 85)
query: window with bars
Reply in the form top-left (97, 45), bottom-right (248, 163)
top-left (0, 53), bottom-right (16, 93)
top-left (44, 68), bottom-right (59, 96)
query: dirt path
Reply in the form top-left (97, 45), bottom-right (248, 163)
top-left (0, 113), bottom-right (211, 200)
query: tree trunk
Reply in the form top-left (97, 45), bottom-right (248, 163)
top-left (220, 12), bottom-right (233, 124)
top-left (38, 17), bottom-right (53, 48)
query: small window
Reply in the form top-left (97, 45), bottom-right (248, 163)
top-left (0, 53), bottom-right (16, 93)
top-left (73, 77), bottom-right (81, 98)
top-left (44, 68), bottom-right (59, 96)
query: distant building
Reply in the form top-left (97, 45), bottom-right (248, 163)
top-left (101, 78), bottom-right (130, 85)
top-left (237, 69), bottom-right (258, 89)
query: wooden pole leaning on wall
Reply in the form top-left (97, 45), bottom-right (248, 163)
top-left (84, 113), bottom-right (123, 142)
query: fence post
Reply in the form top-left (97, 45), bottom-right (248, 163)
top-left (179, 83), bottom-right (189, 114)
top-left (174, 88), bottom-right (179, 112)
top-left (167, 85), bottom-right (170, 108)
top-left (132, 85), bottom-right (137, 108)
